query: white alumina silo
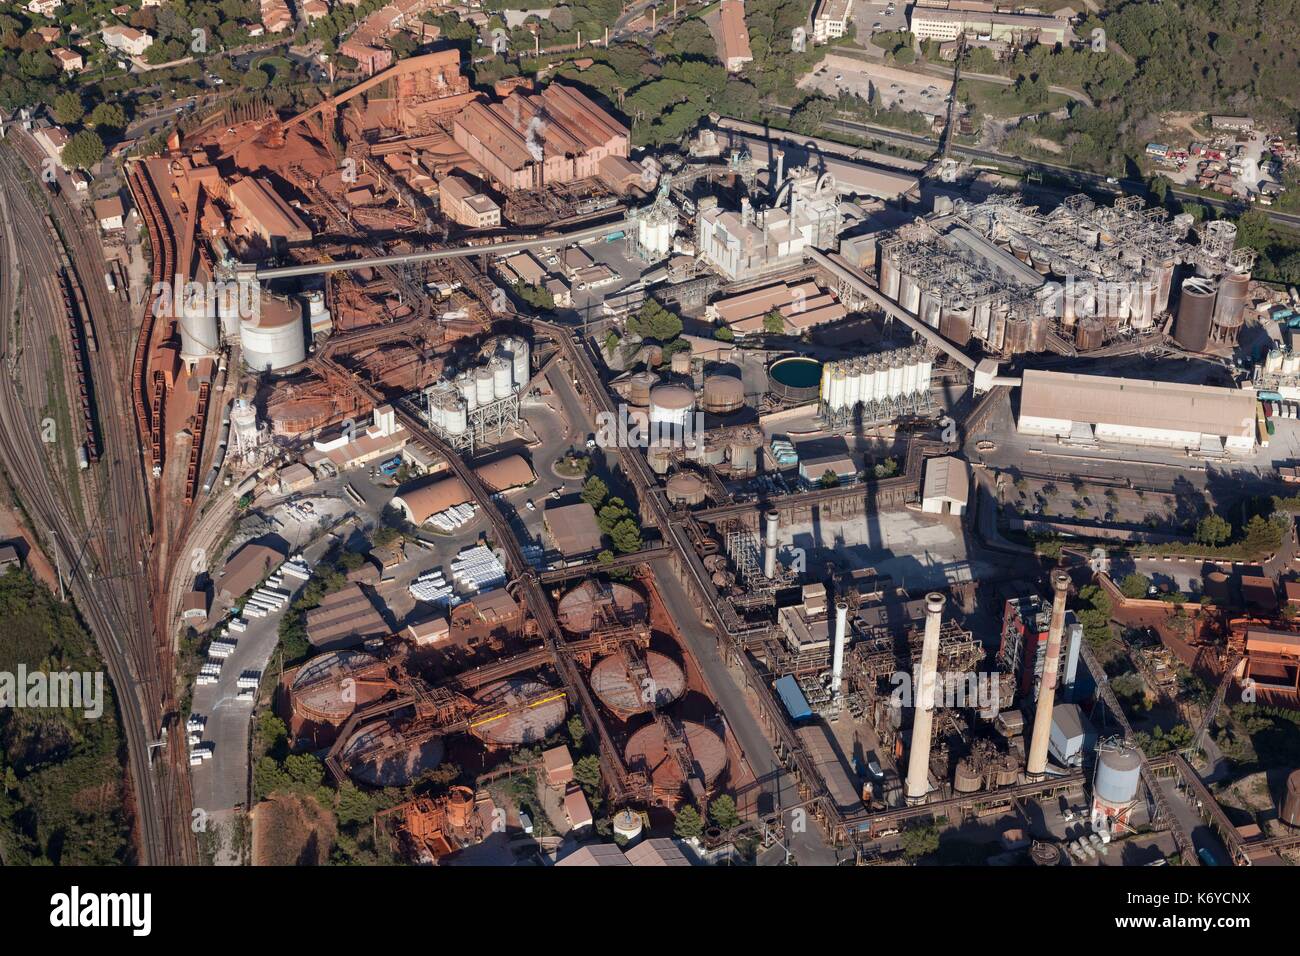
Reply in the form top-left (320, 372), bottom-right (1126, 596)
top-left (902, 274), bottom-right (921, 314)
top-left (819, 363), bottom-right (834, 404)
top-left (443, 396), bottom-right (468, 435)
top-left (918, 354), bottom-right (933, 393)
top-left (830, 366), bottom-right (847, 409)
top-left (239, 293), bottom-right (305, 373)
top-left (885, 357), bottom-right (902, 399)
top-left (511, 337), bottom-right (529, 387)
top-left (180, 283), bottom-right (220, 360)
top-left (491, 358), bottom-right (512, 400)
top-left (475, 366), bottom-right (495, 406)
top-left (845, 360), bottom-right (861, 408)
top-left (456, 372), bottom-right (477, 411)
top-left (902, 354), bottom-right (920, 394)
top-left (649, 384), bottom-right (695, 427)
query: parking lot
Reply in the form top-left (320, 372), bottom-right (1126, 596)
top-left (799, 55), bottom-right (950, 119)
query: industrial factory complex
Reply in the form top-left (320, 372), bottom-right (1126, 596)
top-left (3, 6), bottom-right (1300, 904)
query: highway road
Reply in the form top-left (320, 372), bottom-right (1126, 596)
top-left (754, 107), bottom-right (1300, 231)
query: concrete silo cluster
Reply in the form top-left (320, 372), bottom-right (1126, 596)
top-left (819, 344), bottom-right (934, 427)
top-left (423, 335), bottom-right (530, 449)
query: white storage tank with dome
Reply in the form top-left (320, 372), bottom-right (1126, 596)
top-left (240, 293), bottom-right (306, 372)
top-left (649, 384), bottom-right (695, 428)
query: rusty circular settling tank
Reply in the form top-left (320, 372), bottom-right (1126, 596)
top-left (624, 720), bottom-right (727, 795)
top-left (290, 649), bottom-right (381, 724)
top-left (340, 722), bottom-right (445, 787)
top-left (471, 678), bottom-right (567, 747)
top-left (591, 651), bottom-right (686, 719)
top-left (556, 580), bottom-right (647, 636)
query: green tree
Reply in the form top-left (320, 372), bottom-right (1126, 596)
top-left (713, 324), bottom-right (734, 341)
top-left (673, 805), bottom-right (704, 839)
top-left (900, 822), bottom-right (940, 860)
top-left (573, 754), bottom-right (602, 792)
top-left (88, 101), bottom-right (128, 132)
top-left (53, 91), bottom-right (84, 126)
top-left (61, 130), bottom-right (105, 170)
top-left (763, 310), bottom-right (786, 334)
top-left (580, 475), bottom-right (608, 508)
top-left (609, 518), bottom-right (643, 554)
top-left (1119, 572), bottom-right (1152, 599)
top-left (1194, 513), bottom-right (1232, 547)
top-left (709, 794), bottom-right (740, 830)
top-left (819, 470), bottom-right (840, 488)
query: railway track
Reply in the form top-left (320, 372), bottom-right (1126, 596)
top-left (0, 139), bottom-right (193, 864)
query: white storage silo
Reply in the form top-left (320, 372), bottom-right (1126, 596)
top-left (217, 280), bottom-right (242, 339)
top-left (456, 372), bottom-right (477, 411)
top-left (886, 357), bottom-right (904, 399)
top-left (902, 355), bottom-right (920, 394)
top-left (917, 354), bottom-right (933, 392)
top-left (443, 396), bottom-right (468, 436)
top-left (829, 366), bottom-right (847, 410)
top-left (845, 360), bottom-right (861, 408)
top-left (511, 338), bottom-right (529, 387)
top-left (180, 283), bottom-right (220, 360)
top-left (819, 363), bottom-right (834, 405)
top-left (491, 358), bottom-right (512, 400)
top-left (649, 385), bottom-right (694, 427)
top-left (239, 294), bottom-right (305, 373)
top-left (475, 366), bottom-right (495, 406)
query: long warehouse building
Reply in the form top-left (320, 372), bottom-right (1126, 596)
top-left (1017, 369), bottom-right (1256, 454)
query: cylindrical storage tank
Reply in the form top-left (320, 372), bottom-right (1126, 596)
top-left (647, 439), bottom-right (673, 474)
top-left (180, 283), bottom-right (220, 359)
top-left (1204, 571), bottom-right (1231, 604)
top-left (975, 299), bottom-right (993, 340)
top-left (1003, 317), bottom-right (1031, 355)
top-left (446, 786), bottom-right (475, 830)
top-left (871, 358), bottom-right (888, 401)
top-left (829, 366), bottom-right (848, 409)
top-left (455, 372), bottom-right (477, 411)
top-left (1075, 317), bottom-right (1104, 351)
top-left (1282, 769), bottom-right (1300, 827)
top-left (670, 348), bottom-right (692, 375)
top-left (648, 384), bottom-right (694, 427)
top-left (844, 362), bottom-right (862, 408)
top-left (1093, 741), bottom-right (1142, 811)
top-left (902, 274), bottom-right (921, 314)
top-left (1174, 277), bottom-right (1217, 353)
top-left (340, 721), bottom-right (445, 787)
top-left (1212, 271), bottom-right (1250, 339)
top-left (1266, 349), bottom-right (1284, 374)
top-left (591, 650), bottom-right (687, 719)
top-left (629, 371), bottom-right (657, 408)
top-left (728, 433), bottom-right (759, 473)
top-left (953, 758), bottom-right (982, 793)
top-left (511, 337), bottom-right (530, 387)
top-left (443, 397), bottom-right (468, 436)
top-left (880, 252), bottom-right (899, 300)
top-left (940, 304), bottom-right (973, 347)
top-left (239, 294), bottom-right (305, 373)
top-left (557, 580), bottom-right (647, 634)
top-left (289, 649), bottom-right (384, 727)
top-left (769, 357), bottom-right (823, 405)
top-left (640, 344), bottom-right (663, 367)
top-left (624, 720), bottom-right (727, 800)
top-left (470, 678), bottom-right (567, 748)
top-left (665, 471), bottom-right (708, 507)
top-left (427, 393), bottom-right (446, 431)
top-left (491, 358), bottom-right (513, 400)
top-left (612, 808), bottom-right (644, 844)
top-left (920, 289), bottom-right (942, 329)
top-left (702, 375), bottom-right (745, 414)
top-left (886, 359), bottom-right (904, 399)
top-left (474, 366), bottom-right (496, 406)
top-left (701, 434), bottom-right (727, 466)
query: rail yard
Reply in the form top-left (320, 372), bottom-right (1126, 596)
top-left (0, 11), bottom-right (1297, 920)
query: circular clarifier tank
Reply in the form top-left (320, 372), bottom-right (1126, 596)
top-left (767, 356), bottom-right (823, 403)
top-left (556, 580), bottom-right (647, 636)
top-left (591, 650), bottom-right (686, 719)
top-left (340, 721), bottom-right (445, 787)
top-left (624, 720), bottom-right (727, 797)
top-left (289, 649), bottom-right (384, 725)
top-left (471, 678), bottom-right (567, 747)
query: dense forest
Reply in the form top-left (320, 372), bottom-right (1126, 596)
top-left (0, 567), bottom-right (130, 865)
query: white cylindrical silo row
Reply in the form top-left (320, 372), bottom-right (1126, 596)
top-left (845, 359), bottom-right (861, 408)
top-left (475, 367), bottom-right (495, 406)
top-left (491, 358), bottom-right (512, 400)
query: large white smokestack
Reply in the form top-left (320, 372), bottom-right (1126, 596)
top-left (1027, 571), bottom-right (1071, 779)
top-left (831, 601), bottom-right (849, 700)
top-left (905, 592), bottom-right (946, 805)
top-left (763, 509), bottom-right (779, 579)
top-left (774, 149), bottom-right (785, 198)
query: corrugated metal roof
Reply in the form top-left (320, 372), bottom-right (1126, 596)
top-left (1020, 369), bottom-right (1256, 439)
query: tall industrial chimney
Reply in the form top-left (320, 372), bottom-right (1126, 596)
top-left (1026, 571), bottom-right (1071, 780)
top-left (763, 510), bottom-right (779, 578)
top-left (774, 150), bottom-right (785, 198)
top-left (831, 601), bottom-right (849, 700)
top-left (905, 592), bottom-right (945, 805)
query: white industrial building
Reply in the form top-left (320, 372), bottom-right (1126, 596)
top-left (1017, 370), bottom-right (1257, 454)
top-left (921, 456), bottom-right (968, 516)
